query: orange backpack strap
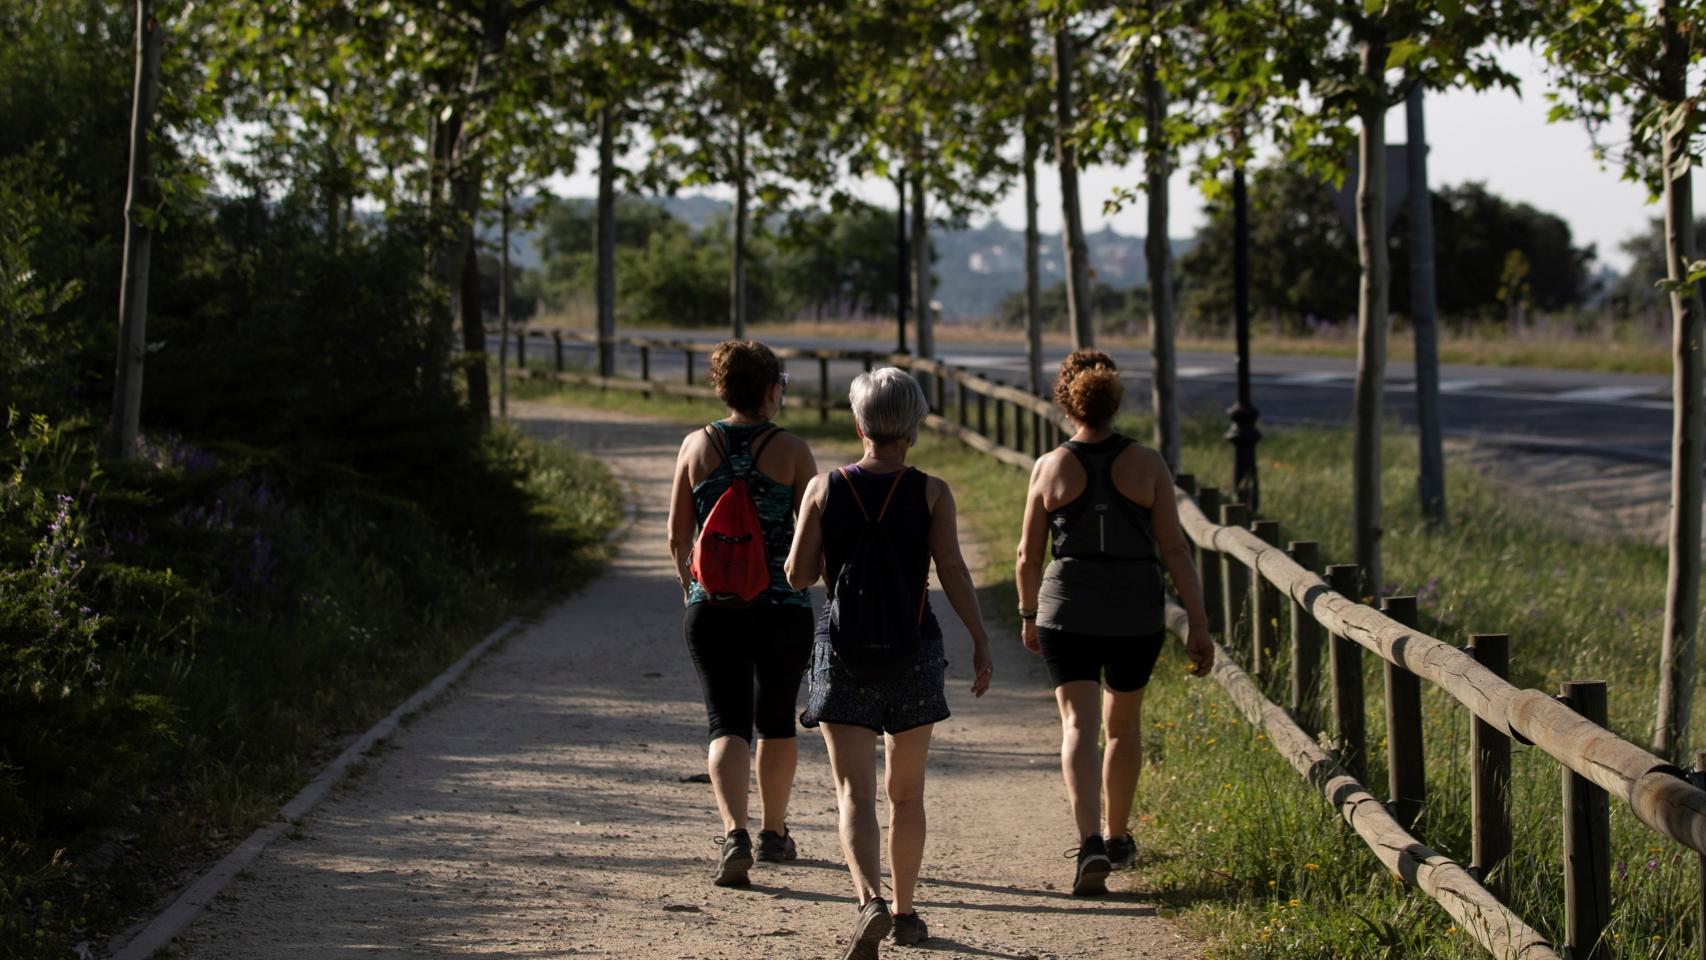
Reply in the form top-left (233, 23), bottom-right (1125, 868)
top-left (874, 467), bottom-right (911, 522)
top-left (836, 466), bottom-right (871, 521)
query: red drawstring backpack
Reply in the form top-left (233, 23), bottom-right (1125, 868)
top-left (690, 425), bottom-right (780, 605)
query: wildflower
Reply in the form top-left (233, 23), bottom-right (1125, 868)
top-left (1288, 899), bottom-right (1300, 908)
top-left (1447, 927), bottom-right (1456, 935)
top-left (1267, 880), bottom-right (1277, 888)
top-left (1206, 738), bottom-right (1217, 746)
top-left (1616, 860), bottom-right (1626, 881)
top-left (1304, 863), bottom-right (1319, 872)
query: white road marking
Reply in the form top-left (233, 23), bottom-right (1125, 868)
top-left (1438, 379), bottom-right (1503, 393)
top-left (942, 354), bottom-right (1022, 369)
top-left (1274, 371), bottom-right (1348, 385)
top-left (1177, 365), bottom-right (1230, 378)
top-left (1552, 385), bottom-right (1653, 403)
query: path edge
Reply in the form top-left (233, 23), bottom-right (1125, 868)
top-left (106, 452), bottom-right (641, 960)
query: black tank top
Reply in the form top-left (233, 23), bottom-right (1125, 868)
top-left (1048, 435), bottom-right (1158, 562)
top-left (819, 465), bottom-right (941, 638)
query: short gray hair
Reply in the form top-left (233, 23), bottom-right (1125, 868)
top-left (849, 367), bottom-right (928, 444)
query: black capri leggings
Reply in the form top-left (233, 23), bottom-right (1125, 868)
top-left (684, 602), bottom-right (814, 742)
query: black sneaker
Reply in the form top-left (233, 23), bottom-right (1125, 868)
top-left (840, 897), bottom-right (892, 960)
top-left (1068, 836), bottom-right (1111, 895)
top-left (757, 828), bottom-right (797, 862)
top-left (1106, 833), bottom-right (1138, 868)
top-left (711, 829), bottom-right (753, 887)
top-left (892, 911), bottom-right (929, 946)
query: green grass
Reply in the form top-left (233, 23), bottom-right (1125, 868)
top-left (527, 376), bottom-right (1701, 959)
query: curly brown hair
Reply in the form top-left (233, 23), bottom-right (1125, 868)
top-left (708, 340), bottom-right (782, 415)
top-left (1053, 349), bottom-right (1124, 426)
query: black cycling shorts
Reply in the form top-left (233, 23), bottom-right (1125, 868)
top-left (684, 602), bottom-right (814, 742)
top-left (1037, 627), bottom-right (1167, 692)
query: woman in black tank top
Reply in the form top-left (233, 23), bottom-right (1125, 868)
top-left (1014, 351), bottom-right (1214, 895)
top-left (783, 367), bottom-right (993, 956)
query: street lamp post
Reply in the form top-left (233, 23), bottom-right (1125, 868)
top-left (1227, 162), bottom-right (1262, 511)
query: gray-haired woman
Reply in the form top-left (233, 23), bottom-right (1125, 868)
top-left (784, 367), bottom-right (993, 960)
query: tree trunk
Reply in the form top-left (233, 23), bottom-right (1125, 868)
top-left (103, 0), bottom-right (163, 460)
top-left (730, 114), bottom-right (749, 340)
top-left (498, 181), bottom-right (511, 420)
top-left (895, 171), bottom-right (909, 353)
top-left (1406, 86), bottom-right (1447, 527)
top-left (456, 167), bottom-right (490, 426)
top-left (1024, 122), bottom-right (1044, 397)
top-left (1351, 33), bottom-right (1390, 595)
top-left (911, 170), bottom-right (933, 361)
top-left (1143, 47), bottom-right (1178, 471)
top-left (596, 103), bottom-right (617, 376)
top-left (1655, 0), bottom-right (1702, 762)
top-left (1053, 25), bottom-right (1094, 350)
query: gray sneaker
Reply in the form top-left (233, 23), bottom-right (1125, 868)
top-left (892, 911), bottom-right (929, 946)
top-left (711, 829), bottom-right (753, 887)
top-left (1106, 833), bottom-right (1138, 868)
top-left (1069, 836), bottom-right (1111, 895)
top-left (757, 828), bottom-right (797, 863)
top-left (840, 897), bottom-right (893, 960)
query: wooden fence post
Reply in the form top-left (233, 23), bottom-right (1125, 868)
top-left (819, 356), bottom-right (830, 422)
top-left (1327, 563), bottom-right (1366, 782)
top-left (639, 344), bottom-right (651, 399)
top-left (552, 331), bottom-right (564, 372)
top-left (996, 399), bottom-right (1007, 448)
top-left (957, 377), bottom-right (969, 428)
top-left (684, 348), bottom-right (695, 386)
top-left (1382, 595), bottom-right (1427, 832)
top-left (1469, 633), bottom-right (1511, 893)
top-left (862, 351), bottom-right (874, 373)
top-left (1198, 486), bottom-right (1223, 636)
top-left (1032, 410), bottom-right (1044, 456)
top-left (978, 391), bottom-right (988, 438)
top-left (1016, 401), bottom-right (1028, 452)
top-left (516, 331), bottom-right (526, 368)
top-left (1250, 519), bottom-right (1281, 683)
top-left (1219, 503), bottom-right (1251, 661)
top-left (1696, 751), bottom-right (1705, 960)
top-left (1287, 540), bottom-right (1322, 730)
top-left (1561, 679), bottom-right (1611, 960)
top-left (933, 367), bottom-right (946, 414)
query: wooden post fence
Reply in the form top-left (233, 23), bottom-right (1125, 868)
top-left (1469, 633), bottom-right (1512, 894)
top-left (639, 344), bottom-right (651, 399)
top-left (1561, 679), bottom-right (1611, 960)
top-left (818, 356), bottom-right (830, 422)
top-left (1327, 563), bottom-right (1367, 782)
top-left (552, 331), bottom-right (564, 372)
top-left (1382, 595), bottom-right (1427, 833)
top-left (1219, 502), bottom-right (1251, 661)
top-left (1287, 540), bottom-right (1322, 730)
top-left (1197, 486), bottom-right (1223, 637)
top-left (1251, 519), bottom-right (1281, 683)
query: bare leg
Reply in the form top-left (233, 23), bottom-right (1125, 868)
top-left (755, 737), bottom-right (797, 834)
top-left (1102, 687), bottom-right (1146, 839)
top-left (708, 735), bottom-right (752, 834)
top-left (884, 725), bottom-right (934, 915)
top-left (1056, 681), bottom-right (1103, 841)
top-left (822, 723), bottom-right (883, 904)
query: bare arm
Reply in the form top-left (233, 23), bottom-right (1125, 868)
top-left (784, 473), bottom-right (827, 591)
top-left (1149, 457), bottom-right (1214, 677)
top-left (1014, 456), bottom-right (1053, 655)
top-left (666, 433), bottom-right (701, 597)
top-left (927, 479), bottom-right (993, 696)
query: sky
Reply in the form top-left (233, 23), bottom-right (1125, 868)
top-left (550, 46), bottom-right (1673, 272)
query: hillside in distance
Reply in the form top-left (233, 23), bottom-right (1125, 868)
top-left (506, 193), bottom-right (1194, 321)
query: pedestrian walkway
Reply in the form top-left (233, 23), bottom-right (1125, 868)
top-left (171, 400), bottom-right (1198, 960)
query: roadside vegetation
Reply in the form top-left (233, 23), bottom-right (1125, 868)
top-left (529, 379), bottom-right (1701, 958)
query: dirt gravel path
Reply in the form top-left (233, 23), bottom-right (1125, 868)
top-left (170, 400), bottom-right (1198, 960)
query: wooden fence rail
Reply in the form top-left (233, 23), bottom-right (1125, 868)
top-left (501, 330), bottom-right (1706, 960)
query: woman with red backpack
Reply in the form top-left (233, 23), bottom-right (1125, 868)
top-left (666, 340), bottom-right (819, 889)
top-left (784, 367), bottom-right (994, 959)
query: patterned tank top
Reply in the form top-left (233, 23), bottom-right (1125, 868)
top-left (686, 420), bottom-right (811, 609)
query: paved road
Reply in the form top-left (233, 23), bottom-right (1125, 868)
top-left (493, 331), bottom-right (1680, 464)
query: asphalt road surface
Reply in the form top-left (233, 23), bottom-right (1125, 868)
top-left (493, 330), bottom-right (1680, 464)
